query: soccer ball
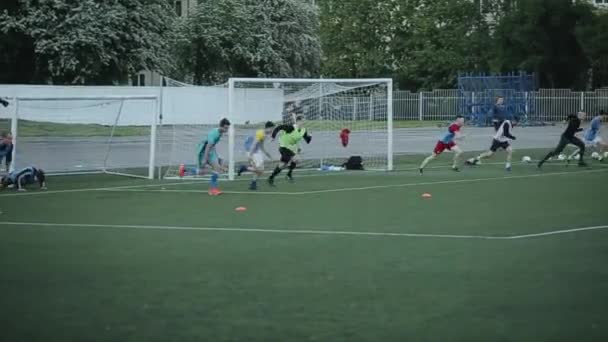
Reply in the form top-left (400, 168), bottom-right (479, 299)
top-left (591, 151), bottom-right (604, 161)
top-left (557, 154), bottom-right (566, 161)
top-left (604, 151), bottom-right (608, 160)
top-left (521, 156), bottom-right (532, 163)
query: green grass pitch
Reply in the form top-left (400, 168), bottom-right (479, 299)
top-left (1, 152), bottom-right (608, 341)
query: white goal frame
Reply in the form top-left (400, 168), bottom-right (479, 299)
top-left (227, 78), bottom-right (394, 180)
top-left (10, 95), bottom-right (160, 179)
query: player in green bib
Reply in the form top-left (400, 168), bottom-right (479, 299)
top-left (268, 115), bottom-right (312, 186)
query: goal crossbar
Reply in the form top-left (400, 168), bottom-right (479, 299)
top-left (11, 95), bottom-right (160, 179)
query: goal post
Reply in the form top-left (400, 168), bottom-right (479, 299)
top-left (9, 95), bottom-right (160, 179)
top-left (227, 77), bottom-right (394, 180)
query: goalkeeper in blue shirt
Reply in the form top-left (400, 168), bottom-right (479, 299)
top-left (0, 166), bottom-right (46, 191)
top-left (567, 110), bottom-right (607, 161)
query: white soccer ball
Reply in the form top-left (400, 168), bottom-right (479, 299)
top-left (591, 152), bottom-right (600, 160)
top-left (521, 156), bottom-right (532, 163)
top-left (557, 154), bottom-right (566, 161)
top-left (604, 151), bottom-right (608, 160)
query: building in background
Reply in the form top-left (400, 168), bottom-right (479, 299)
top-left (131, 0), bottom-right (197, 86)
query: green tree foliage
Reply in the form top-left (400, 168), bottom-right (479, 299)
top-left (0, 0), bottom-right (176, 84)
top-left (492, 0), bottom-right (593, 88)
top-left (319, 0), bottom-right (491, 90)
top-left (0, 0), bottom-right (38, 83)
top-left (576, 9), bottom-right (608, 89)
top-left (173, 0), bottom-right (321, 85)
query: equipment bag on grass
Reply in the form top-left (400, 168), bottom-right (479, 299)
top-left (343, 156), bottom-right (364, 170)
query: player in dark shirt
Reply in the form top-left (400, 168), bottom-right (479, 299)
top-left (538, 112), bottom-right (587, 168)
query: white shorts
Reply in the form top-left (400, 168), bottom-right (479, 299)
top-left (250, 152), bottom-right (265, 169)
top-left (585, 136), bottom-right (604, 147)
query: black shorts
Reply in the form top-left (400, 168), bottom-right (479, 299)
top-left (279, 147), bottom-right (296, 163)
top-left (490, 139), bottom-right (510, 152)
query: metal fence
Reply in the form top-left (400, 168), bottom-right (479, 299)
top-left (393, 88), bottom-right (608, 122)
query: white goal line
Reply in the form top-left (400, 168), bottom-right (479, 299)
top-left (101, 168), bottom-right (608, 196)
top-left (0, 221), bottom-right (607, 241)
top-left (0, 165), bottom-right (606, 198)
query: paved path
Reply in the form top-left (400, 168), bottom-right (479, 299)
top-left (13, 126), bottom-right (566, 173)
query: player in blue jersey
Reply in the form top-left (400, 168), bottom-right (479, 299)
top-left (419, 116), bottom-right (465, 174)
top-left (199, 118), bottom-right (230, 196)
top-left (567, 110), bottom-right (607, 161)
top-left (237, 121), bottom-right (275, 190)
top-left (0, 131), bottom-right (13, 172)
top-left (0, 166), bottom-right (46, 191)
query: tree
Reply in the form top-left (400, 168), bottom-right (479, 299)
top-left (319, 0), bottom-right (491, 90)
top-left (173, 0), bottom-right (321, 85)
top-left (319, 0), bottom-right (398, 80)
top-left (0, 0), bottom-right (176, 84)
top-left (492, 0), bottom-right (593, 89)
top-left (576, 9), bottom-right (608, 89)
top-left (393, 0), bottom-right (492, 89)
top-left (0, 0), bottom-right (39, 83)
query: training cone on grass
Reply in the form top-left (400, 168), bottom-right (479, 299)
top-left (422, 193), bottom-right (432, 199)
top-left (235, 207), bottom-right (248, 212)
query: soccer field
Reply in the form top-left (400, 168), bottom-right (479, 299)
top-left (1, 153), bottom-right (608, 341)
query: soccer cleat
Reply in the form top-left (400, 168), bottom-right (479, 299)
top-left (249, 182), bottom-right (257, 191)
top-left (537, 161), bottom-right (544, 169)
top-left (286, 174), bottom-right (294, 183)
top-left (465, 158), bottom-right (478, 166)
top-left (267, 177), bottom-right (275, 187)
top-left (208, 188), bottom-right (223, 196)
top-left (419, 168), bottom-right (424, 175)
top-left (506, 166), bottom-right (512, 172)
top-left (237, 165), bottom-right (247, 177)
top-left (452, 167), bottom-right (460, 172)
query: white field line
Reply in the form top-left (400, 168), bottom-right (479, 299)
top-left (1, 162), bottom-right (605, 198)
top-left (0, 180), bottom-right (207, 198)
top-left (100, 168), bottom-right (608, 196)
top-left (0, 221), bottom-right (607, 240)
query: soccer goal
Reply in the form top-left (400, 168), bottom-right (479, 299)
top-left (6, 95), bottom-right (160, 179)
top-left (161, 77), bottom-right (393, 180)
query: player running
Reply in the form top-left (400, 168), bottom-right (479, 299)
top-left (566, 110), bottom-right (607, 161)
top-left (0, 166), bottom-right (46, 191)
top-left (419, 115), bottom-right (465, 174)
top-left (237, 121), bottom-right (275, 190)
top-left (268, 114), bottom-right (312, 186)
top-left (466, 117), bottom-right (518, 171)
top-left (199, 118), bottom-right (230, 196)
top-left (538, 112), bottom-right (587, 168)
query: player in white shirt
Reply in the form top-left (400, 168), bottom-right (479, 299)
top-left (466, 117), bottom-right (518, 171)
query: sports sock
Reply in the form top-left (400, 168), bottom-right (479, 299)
top-left (270, 166), bottom-right (281, 179)
top-left (506, 162), bottom-right (511, 169)
top-left (210, 172), bottom-right (219, 188)
top-left (420, 155), bottom-right (434, 169)
top-left (287, 162), bottom-right (296, 177)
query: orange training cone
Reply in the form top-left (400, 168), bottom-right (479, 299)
top-left (235, 207), bottom-right (248, 212)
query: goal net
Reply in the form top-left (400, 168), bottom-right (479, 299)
top-left (7, 95), bottom-right (159, 178)
top-left (162, 78), bottom-right (393, 180)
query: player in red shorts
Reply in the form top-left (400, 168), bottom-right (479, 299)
top-left (419, 115), bottom-right (465, 174)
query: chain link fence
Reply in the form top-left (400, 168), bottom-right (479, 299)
top-left (393, 88), bottom-right (608, 122)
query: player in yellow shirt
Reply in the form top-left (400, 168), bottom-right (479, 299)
top-left (237, 121), bottom-right (275, 190)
